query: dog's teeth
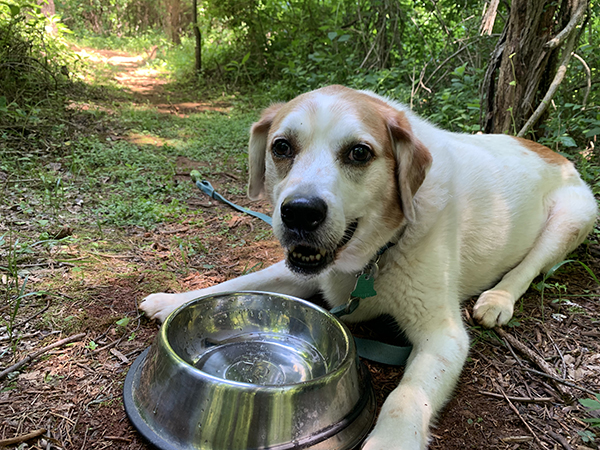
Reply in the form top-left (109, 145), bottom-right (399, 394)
top-left (315, 254), bottom-right (321, 261)
top-left (309, 255), bottom-right (315, 261)
top-left (319, 249), bottom-right (326, 256)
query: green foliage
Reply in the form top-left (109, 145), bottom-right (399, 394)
top-left (55, 0), bottom-right (167, 36)
top-left (74, 29), bottom-right (168, 53)
top-left (421, 64), bottom-right (483, 132)
top-left (578, 393), bottom-right (600, 443)
top-left (0, 0), bottom-right (75, 128)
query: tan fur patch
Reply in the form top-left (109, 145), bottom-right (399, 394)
top-left (513, 137), bottom-right (569, 165)
top-left (329, 88), bottom-right (410, 229)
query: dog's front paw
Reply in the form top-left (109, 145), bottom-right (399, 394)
top-left (362, 430), bottom-right (426, 450)
top-left (473, 289), bottom-right (514, 328)
top-left (361, 414), bottom-right (427, 450)
top-left (139, 293), bottom-right (188, 322)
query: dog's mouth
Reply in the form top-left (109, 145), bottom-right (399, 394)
top-left (286, 220), bottom-right (358, 274)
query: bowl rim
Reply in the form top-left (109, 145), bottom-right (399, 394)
top-left (158, 290), bottom-right (357, 389)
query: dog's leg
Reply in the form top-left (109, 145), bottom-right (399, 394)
top-left (362, 310), bottom-right (470, 450)
top-left (474, 185), bottom-right (597, 328)
top-left (140, 261), bottom-right (318, 322)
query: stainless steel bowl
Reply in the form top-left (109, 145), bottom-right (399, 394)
top-left (124, 291), bottom-right (375, 450)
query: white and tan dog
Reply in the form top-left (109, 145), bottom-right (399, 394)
top-left (140, 85), bottom-right (597, 449)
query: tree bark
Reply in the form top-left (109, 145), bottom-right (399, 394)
top-left (192, 0), bottom-right (201, 73)
top-left (482, 0), bottom-right (588, 137)
top-left (165, 0), bottom-right (182, 45)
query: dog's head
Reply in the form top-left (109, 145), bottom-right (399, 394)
top-left (248, 85), bottom-right (432, 276)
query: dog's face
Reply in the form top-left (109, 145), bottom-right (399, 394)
top-left (248, 86), bottom-right (432, 275)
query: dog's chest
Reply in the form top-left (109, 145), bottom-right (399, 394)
top-left (319, 258), bottom-right (404, 320)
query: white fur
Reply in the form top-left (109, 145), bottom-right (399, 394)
top-left (140, 86), bottom-right (597, 449)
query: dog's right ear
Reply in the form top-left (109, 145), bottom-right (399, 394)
top-left (248, 103), bottom-right (285, 200)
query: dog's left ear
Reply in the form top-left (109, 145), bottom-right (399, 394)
top-left (388, 112), bottom-right (433, 222)
top-left (248, 103), bottom-right (285, 200)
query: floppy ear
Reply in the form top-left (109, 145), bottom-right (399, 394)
top-left (248, 103), bottom-right (285, 200)
top-left (388, 112), bottom-right (432, 222)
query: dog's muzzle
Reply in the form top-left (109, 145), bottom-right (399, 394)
top-left (280, 195), bottom-right (357, 274)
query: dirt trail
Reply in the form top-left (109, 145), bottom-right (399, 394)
top-left (74, 46), bottom-right (230, 115)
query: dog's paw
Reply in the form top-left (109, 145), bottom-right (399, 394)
top-left (472, 289), bottom-right (514, 328)
top-left (362, 432), bottom-right (426, 450)
top-left (139, 293), bottom-right (188, 322)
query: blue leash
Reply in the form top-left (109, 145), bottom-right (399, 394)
top-left (192, 174), bottom-right (412, 366)
top-left (195, 180), bottom-right (273, 226)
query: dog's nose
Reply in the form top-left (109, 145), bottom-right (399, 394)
top-left (281, 195), bottom-right (328, 232)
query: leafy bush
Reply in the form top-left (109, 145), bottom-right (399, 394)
top-left (0, 0), bottom-right (75, 135)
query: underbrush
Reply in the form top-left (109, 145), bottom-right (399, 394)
top-left (0, 1), bottom-right (76, 140)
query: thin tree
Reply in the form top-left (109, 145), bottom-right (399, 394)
top-left (192, 0), bottom-right (201, 73)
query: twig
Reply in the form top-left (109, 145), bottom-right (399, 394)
top-left (544, 1), bottom-right (587, 49)
top-left (479, 391), bottom-right (553, 403)
top-left (0, 333), bottom-right (86, 380)
top-left (543, 326), bottom-right (567, 382)
top-left (88, 251), bottom-right (134, 259)
top-left (572, 53), bottom-right (591, 108)
top-left (0, 330), bottom-right (60, 343)
top-left (87, 335), bottom-right (126, 357)
top-left (496, 384), bottom-right (546, 448)
top-left (105, 436), bottom-right (132, 443)
top-left (546, 430), bottom-right (573, 450)
top-left (523, 367), bottom-right (598, 396)
top-left (0, 428), bottom-right (47, 446)
top-left (11, 300), bottom-right (51, 331)
top-left (496, 328), bottom-right (570, 396)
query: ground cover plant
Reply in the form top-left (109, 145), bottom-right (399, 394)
top-left (1, 1), bottom-right (600, 448)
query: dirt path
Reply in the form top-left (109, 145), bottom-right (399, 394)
top-left (1, 48), bottom-right (600, 450)
top-left (74, 46), bottom-right (231, 116)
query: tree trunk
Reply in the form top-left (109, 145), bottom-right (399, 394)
top-left (482, 0), bottom-right (588, 137)
top-left (192, 0), bottom-right (201, 73)
top-left (165, 0), bottom-right (182, 45)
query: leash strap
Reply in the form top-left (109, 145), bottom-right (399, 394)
top-left (192, 175), bottom-right (412, 366)
top-left (330, 260), bottom-right (412, 367)
top-left (354, 338), bottom-right (412, 366)
top-left (195, 180), bottom-right (273, 226)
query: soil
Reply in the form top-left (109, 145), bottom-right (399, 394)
top-left (1, 48), bottom-right (599, 450)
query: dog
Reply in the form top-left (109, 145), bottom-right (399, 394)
top-left (140, 85), bottom-right (597, 449)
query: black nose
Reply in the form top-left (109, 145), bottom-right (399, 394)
top-left (281, 195), bottom-right (328, 232)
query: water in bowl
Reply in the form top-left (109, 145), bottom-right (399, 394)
top-left (193, 332), bottom-right (327, 385)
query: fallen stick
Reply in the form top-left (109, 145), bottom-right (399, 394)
top-left (546, 430), bottom-right (573, 450)
top-left (523, 367), bottom-right (598, 396)
top-left (496, 384), bottom-right (545, 449)
top-left (0, 333), bottom-right (86, 380)
top-left (495, 328), bottom-right (570, 396)
top-left (0, 428), bottom-right (47, 446)
top-left (479, 391), bottom-right (553, 403)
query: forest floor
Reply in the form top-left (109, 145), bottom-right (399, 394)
top-left (1, 47), bottom-right (600, 450)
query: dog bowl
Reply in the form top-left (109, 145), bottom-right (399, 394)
top-left (124, 291), bottom-right (376, 450)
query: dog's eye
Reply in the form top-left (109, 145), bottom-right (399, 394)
top-left (272, 139), bottom-right (293, 158)
top-left (347, 145), bottom-right (372, 163)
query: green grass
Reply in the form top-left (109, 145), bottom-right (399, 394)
top-left (71, 30), bottom-right (169, 54)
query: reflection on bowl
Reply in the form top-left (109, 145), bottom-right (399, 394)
top-left (124, 291), bottom-right (375, 450)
